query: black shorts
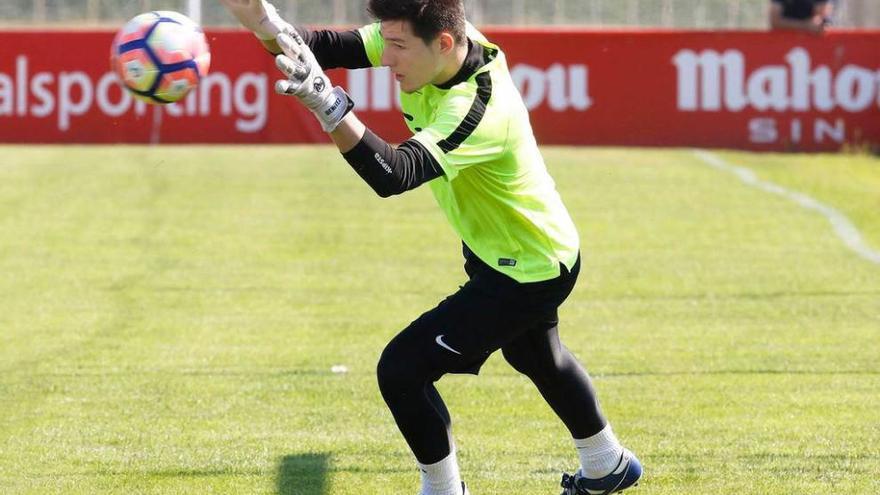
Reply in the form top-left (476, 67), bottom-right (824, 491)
top-left (389, 245), bottom-right (580, 378)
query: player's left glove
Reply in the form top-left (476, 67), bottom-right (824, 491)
top-left (218, 0), bottom-right (291, 41)
top-left (274, 31), bottom-right (354, 133)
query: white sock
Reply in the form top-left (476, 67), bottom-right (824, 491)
top-left (417, 449), bottom-right (462, 495)
top-left (573, 424), bottom-right (624, 479)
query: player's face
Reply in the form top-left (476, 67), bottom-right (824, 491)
top-left (380, 20), bottom-right (446, 93)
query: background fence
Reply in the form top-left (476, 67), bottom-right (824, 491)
top-left (1, 0), bottom-right (878, 28)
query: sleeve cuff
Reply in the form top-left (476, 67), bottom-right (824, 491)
top-left (411, 133), bottom-right (456, 181)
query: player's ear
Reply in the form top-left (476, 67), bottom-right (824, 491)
top-left (437, 31), bottom-right (455, 55)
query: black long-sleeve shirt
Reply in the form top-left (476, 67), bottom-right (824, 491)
top-left (299, 28), bottom-right (372, 69)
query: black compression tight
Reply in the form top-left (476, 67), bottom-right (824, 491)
top-left (377, 323), bottom-right (606, 464)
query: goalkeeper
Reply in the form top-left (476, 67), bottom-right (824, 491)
top-left (220, 1), bottom-right (642, 494)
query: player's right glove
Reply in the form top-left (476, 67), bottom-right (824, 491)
top-left (274, 31), bottom-right (354, 132)
top-left (218, 0), bottom-right (292, 41)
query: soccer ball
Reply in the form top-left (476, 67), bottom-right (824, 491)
top-left (110, 11), bottom-right (211, 104)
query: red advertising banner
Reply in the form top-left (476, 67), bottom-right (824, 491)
top-left (0, 28), bottom-right (878, 150)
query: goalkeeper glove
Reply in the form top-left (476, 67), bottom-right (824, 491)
top-left (218, 0), bottom-right (292, 41)
top-left (274, 31), bottom-right (354, 133)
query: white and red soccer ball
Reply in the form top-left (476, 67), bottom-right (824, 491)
top-left (110, 11), bottom-right (211, 104)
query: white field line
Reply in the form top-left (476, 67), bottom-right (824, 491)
top-left (693, 150), bottom-right (880, 265)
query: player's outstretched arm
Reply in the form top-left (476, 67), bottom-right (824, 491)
top-left (220, 0), bottom-right (371, 68)
top-left (273, 32), bottom-right (443, 197)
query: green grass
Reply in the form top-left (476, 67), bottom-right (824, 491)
top-left (0, 146), bottom-right (878, 494)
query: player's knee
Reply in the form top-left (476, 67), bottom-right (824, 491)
top-left (376, 343), bottom-right (401, 389)
top-left (376, 338), bottom-right (421, 393)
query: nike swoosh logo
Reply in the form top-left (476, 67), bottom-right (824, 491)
top-left (435, 334), bottom-right (462, 355)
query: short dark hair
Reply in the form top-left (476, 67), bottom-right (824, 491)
top-left (367, 0), bottom-right (466, 45)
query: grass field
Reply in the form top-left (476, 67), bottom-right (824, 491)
top-left (1, 146), bottom-right (878, 495)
